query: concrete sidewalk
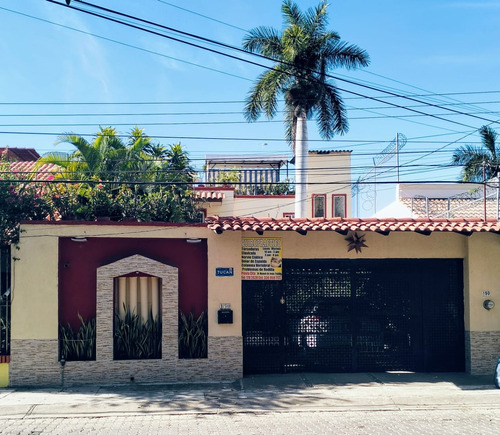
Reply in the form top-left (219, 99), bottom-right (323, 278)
top-left (0, 372), bottom-right (497, 419)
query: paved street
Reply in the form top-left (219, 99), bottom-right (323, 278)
top-left (1, 409), bottom-right (500, 435)
top-left (0, 372), bottom-right (499, 434)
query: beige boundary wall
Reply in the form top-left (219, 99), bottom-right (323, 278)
top-left (9, 222), bottom-right (500, 386)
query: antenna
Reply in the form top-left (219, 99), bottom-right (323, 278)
top-left (354, 133), bottom-right (407, 216)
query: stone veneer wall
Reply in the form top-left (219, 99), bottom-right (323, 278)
top-left (9, 339), bottom-right (59, 386)
top-left (465, 331), bottom-right (500, 375)
top-left (10, 254), bottom-right (243, 387)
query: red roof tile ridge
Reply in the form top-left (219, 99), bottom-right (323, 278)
top-left (258, 217), bottom-right (275, 222)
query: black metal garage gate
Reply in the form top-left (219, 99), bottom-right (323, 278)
top-left (242, 259), bottom-right (464, 374)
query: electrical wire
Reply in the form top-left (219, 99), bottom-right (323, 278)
top-left (45, 0), bottom-right (490, 130)
top-left (156, 0), bottom-right (247, 32)
top-left (3, 100), bottom-right (500, 117)
top-left (0, 5), bottom-right (251, 82)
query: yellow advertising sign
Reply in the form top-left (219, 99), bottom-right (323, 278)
top-left (242, 238), bottom-right (282, 280)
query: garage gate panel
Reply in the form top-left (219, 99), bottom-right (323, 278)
top-left (242, 259), bottom-right (464, 374)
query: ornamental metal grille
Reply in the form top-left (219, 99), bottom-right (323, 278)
top-left (0, 246), bottom-right (10, 357)
top-left (242, 259), bottom-right (464, 374)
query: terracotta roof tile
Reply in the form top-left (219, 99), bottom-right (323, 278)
top-left (194, 189), bottom-right (225, 201)
top-left (6, 161), bottom-right (59, 180)
top-left (206, 216), bottom-right (500, 235)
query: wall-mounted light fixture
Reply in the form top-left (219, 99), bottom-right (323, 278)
top-left (70, 237), bottom-right (87, 242)
top-left (483, 299), bottom-right (495, 310)
top-left (186, 238), bottom-right (202, 244)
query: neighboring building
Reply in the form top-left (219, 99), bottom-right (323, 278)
top-left (375, 183), bottom-right (500, 219)
top-left (4, 216), bottom-right (500, 387)
top-left (0, 147), bottom-right (58, 181)
top-left (0, 147), bottom-right (40, 162)
top-left (197, 151), bottom-right (352, 219)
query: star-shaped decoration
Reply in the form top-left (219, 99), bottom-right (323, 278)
top-left (345, 232), bottom-right (368, 253)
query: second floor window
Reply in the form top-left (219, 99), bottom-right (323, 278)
top-left (333, 195), bottom-right (346, 218)
top-left (313, 195), bottom-right (326, 218)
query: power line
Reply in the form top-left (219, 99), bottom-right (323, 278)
top-left (0, 129), bottom-right (487, 144)
top-left (66, 1), bottom-right (500, 127)
top-left (0, 5), bottom-right (250, 83)
top-left (4, 108), bottom-right (500, 122)
top-left (0, 178), bottom-right (478, 186)
top-left (46, 0), bottom-right (488, 130)
top-left (3, 91), bottom-right (500, 106)
top-left (4, 103), bottom-right (500, 118)
top-left (156, 0), bottom-right (247, 32)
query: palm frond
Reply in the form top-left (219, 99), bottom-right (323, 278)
top-left (452, 145), bottom-right (492, 182)
top-left (322, 39), bottom-right (370, 70)
top-left (58, 134), bottom-right (102, 174)
top-left (316, 83), bottom-right (348, 138)
top-left (282, 0), bottom-right (304, 27)
top-left (243, 26), bottom-right (282, 58)
top-left (244, 68), bottom-right (288, 121)
top-left (479, 125), bottom-right (498, 158)
top-left (304, 0), bottom-right (329, 35)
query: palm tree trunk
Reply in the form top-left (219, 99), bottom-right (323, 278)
top-left (295, 110), bottom-right (308, 218)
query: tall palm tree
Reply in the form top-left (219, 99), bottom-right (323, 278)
top-left (243, 0), bottom-right (369, 217)
top-left (452, 126), bottom-right (500, 182)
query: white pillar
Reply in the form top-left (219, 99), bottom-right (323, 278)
top-left (295, 111), bottom-right (308, 218)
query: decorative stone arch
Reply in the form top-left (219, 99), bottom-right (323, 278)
top-left (96, 254), bottom-right (178, 364)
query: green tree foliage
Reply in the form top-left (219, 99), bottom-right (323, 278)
top-left (38, 126), bottom-right (156, 183)
top-left (0, 153), bottom-right (52, 247)
top-left (243, 0), bottom-right (369, 145)
top-left (452, 126), bottom-right (500, 182)
top-left (38, 127), bottom-right (200, 223)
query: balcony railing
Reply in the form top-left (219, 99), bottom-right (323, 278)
top-left (205, 169), bottom-right (294, 195)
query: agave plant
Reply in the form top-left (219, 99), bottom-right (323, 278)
top-left (59, 314), bottom-right (96, 361)
top-left (114, 305), bottom-right (161, 360)
top-left (178, 311), bottom-right (207, 359)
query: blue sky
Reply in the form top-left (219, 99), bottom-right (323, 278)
top-left (1, 0), bottom-right (500, 214)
